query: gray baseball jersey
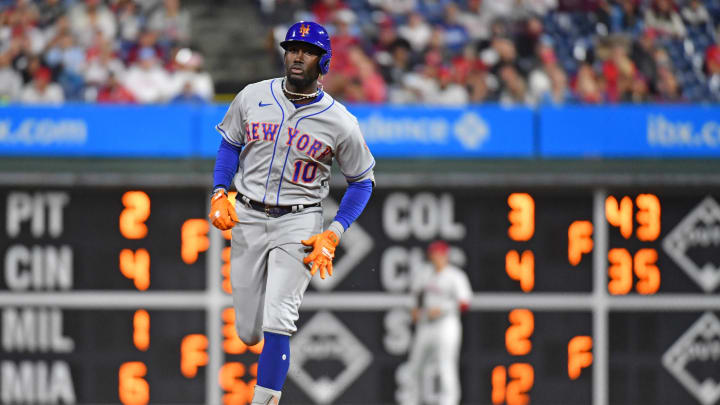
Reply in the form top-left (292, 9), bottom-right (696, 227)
top-left (216, 77), bottom-right (375, 206)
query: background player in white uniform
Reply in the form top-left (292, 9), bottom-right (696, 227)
top-left (208, 21), bottom-right (375, 405)
top-left (405, 241), bottom-right (472, 405)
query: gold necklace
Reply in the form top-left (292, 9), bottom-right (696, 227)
top-left (282, 79), bottom-right (322, 101)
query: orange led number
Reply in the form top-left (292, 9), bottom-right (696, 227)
top-left (118, 362), bottom-right (149, 405)
top-left (133, 310), bottom-right (149, 351)
top-left (220, 192), bottom-right (238, 291)
top-left (222, 307), bottom-right (244, 354)
top-left (636, 194), bottom-right (661, 242)
top-left (491, 365), bottom-right (507, 404)
top-left (508, 193), bottom-right (534, 241)
top-left (608, 248), bottom-right (661, 295)
top-left (608, 248), bottom-right (632, 295)
top-left (222, 308), bottom-right (264, 354)
top-left (119, 249), bottom-right (150, 291)
top-left (506, 309), bottom-right (534, 356)
top-left (181, 334), bottom-right (208, 378)
top-left (507, 364), bottom-right (534, 405)
top-left (568, 336), bottom-right (592, 380)
top-left (120, 191), bottom-right (150, 239)
top-left (222, 247), bottom-right (232, 294)
top-left (181, 219), bottom-right (210, 264)
top-left (605, 196), bottom-right (633, 239)
top-left (506, 250), bottom-right (534, 292)
top-left (568, 221), bottom-right (593, 266)
top-left (491, 364), bottom-right (534, 405)
top-left (219, 362), bottom-right (256, 405)
top-left (634, 248), bottom-right (660, 295)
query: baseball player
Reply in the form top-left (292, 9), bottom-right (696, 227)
top-left (405, 241), bottom-right (472, 405)
top-left (208, 21), bottom-right (375, 405)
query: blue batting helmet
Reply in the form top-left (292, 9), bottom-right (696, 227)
top-left (280, 21), bottom-right (332, 75)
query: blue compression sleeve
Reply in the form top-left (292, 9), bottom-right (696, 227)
top-left (213, 138), bottom-right (241, 189)
top-left (333, 179), bottom-right (373, 230)
top-left (257, 331), bottom-right (290, 391)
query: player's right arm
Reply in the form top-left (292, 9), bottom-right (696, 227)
top-left (208, 91), bottom-right (246, 230)
top-left (209, 139), bottom-right (241, 230)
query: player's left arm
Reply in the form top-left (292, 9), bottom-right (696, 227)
top-left (302, 118), bottom-right (375, 279)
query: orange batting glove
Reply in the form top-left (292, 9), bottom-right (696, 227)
top-left (301, 230), bottom-right (339, 279)
top-left (208, 190), bottom-right (239, 231)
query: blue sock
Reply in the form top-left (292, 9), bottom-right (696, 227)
top-left (257, 331), bottom-right (290, 391)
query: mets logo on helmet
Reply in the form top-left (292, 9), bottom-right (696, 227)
top-left (299, 24), bottom-right (310, 36)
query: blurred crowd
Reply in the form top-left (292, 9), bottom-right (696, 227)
top-left (0, 0), bottom-right (213, 104)
top-left (2, 0), bottom-right (719, 106)
top-left (265, 0), bottom-right (720, 105)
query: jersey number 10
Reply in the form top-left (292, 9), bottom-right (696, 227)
top-left (292, 161), bottom-right (318, 183)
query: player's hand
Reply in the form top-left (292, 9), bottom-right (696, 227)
top-left (208, 190), bottom-right (239, 231)
top-left (301, 230), bottom-right (339, 279)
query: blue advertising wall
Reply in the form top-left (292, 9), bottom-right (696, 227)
top-left (540, 105), bottom-right (720, 158)
top-left (349, 105), bottom-right (533, 158)
top-left (0, 104), bottom-right (199, 157)
top-left (195, 104), bottom-right (535, 158)
top-left (1, 104), bottom-right (719, 158)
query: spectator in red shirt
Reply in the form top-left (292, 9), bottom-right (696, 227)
top-left (312, 0), bottom-right (347, 24)
top-left (341, 46), bottom-right (387, 103)
top-left (328, 9), bottom-right (359, 75)
top-left (97, 72), bottom-right (136, 103)
top-left (707, 45), bottom-right (720, 100)
top-left (350, 47), bottom-right (387, 103)
top-left (573, 63), bottom-right (603, 103)
top-left (602, 42), bottom-right (636, 102)
top-left (356, 58), bottom-right (387, 103)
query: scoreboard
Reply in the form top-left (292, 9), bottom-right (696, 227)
top-left (0, 181), bottom-right (719, 405)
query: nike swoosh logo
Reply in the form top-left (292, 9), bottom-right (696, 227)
top-left (259, 101), bottom-right (272, 107)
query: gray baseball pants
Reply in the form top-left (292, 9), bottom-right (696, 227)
top-left (230, 202), bottom-right (323, 344)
